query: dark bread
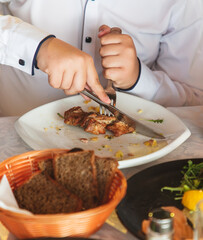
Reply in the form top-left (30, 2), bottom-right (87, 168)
top-left (38, 158), bottom-right (54, 179)
top-left (14, 171), bottom-right (82, 214)
top-left (54, 150), bottom-right (98, 210)
top-left (95, 156), bottom-right (118, 204)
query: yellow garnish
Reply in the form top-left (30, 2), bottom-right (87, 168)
top-left (44, 128), bottom-right (48, 132)
top-left (104, 135), bottom-right (114, 140)
top-left (144, 139), bottom-right (157, 147)
top-left (103, 144), bottom-right (111, 149)
top-left (88, 106), bottom-right (100, 113)
top-left (90, 137), bottom-right (98, 141)
top-left (84, 99), bottom-right (91, 104)
top-left (115, 150), bottom-right (124, 159)
top-left (130, 143), bottom-right (139, 146)
top-left (182, 190), bottom-right (203, 211)
top-left (137, 109), bottom-right (143, 114)
top-left (55, 126), bottom-right (61, 131)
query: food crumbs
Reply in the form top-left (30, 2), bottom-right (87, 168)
top-left (128, 153), bottom-right (134, 157)
top-left (84, 99), bottom-right (91, 104)
top-left (44, 127), bottom-right (48, 132)
top-left (102, 144), bottom-right (112, 152)
top-left (144, 139), bottom-right (157, 147)
top-left (103, 144), bottom-right (111, 149)
top-left (90, 137), bottom-right (98, 141)
top-left (137, 109), bottom-right (143, 114)
top-left (115, 150), bottom-right (124, 159)
top-left (88, 106), bottom-right (100, 113)
top-left (80, 138), bottom-right (88, 143)
top-left (130, 143), bottom-right (139, 146)
top-left (55, 127), bottom-right (61, 131)
top-left (104, 135), bottom-right (114, 140)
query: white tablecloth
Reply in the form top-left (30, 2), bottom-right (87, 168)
top-left (0, 105), bottom-right (202, 240)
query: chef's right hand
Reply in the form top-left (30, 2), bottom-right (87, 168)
top-left (36, 37), bottom-right (110, 104)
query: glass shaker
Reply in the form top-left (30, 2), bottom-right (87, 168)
top-left (146, 208), bottom-right (174, 240)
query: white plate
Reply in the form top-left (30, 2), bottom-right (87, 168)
top-left (15, 92), bottom-right (191, 169)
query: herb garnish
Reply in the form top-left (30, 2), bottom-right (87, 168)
top-left (161, 160), bottom-right (203, 200)
top-left (57, 113), bottom-right (64, 119)
top-left (147, 119), bottom-right (164, 123)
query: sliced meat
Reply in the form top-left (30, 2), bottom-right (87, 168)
top-left (83, 118), bottom-right (106, 135)
top-left (106, 120), bottom-right (135, 137)
top-left (64, 106), bottom-right (86, 126)
top-left (64, 106), bottom-right (134, 137)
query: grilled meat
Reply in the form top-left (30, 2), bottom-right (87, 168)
top-left (83, 118), bottom-right (106, 135)
top-left (64, 106), bottom-right (86, 126)
top-left (64, 106), bottom-right (135, 136)
top-left (106, 120), bottom-right (135, 137)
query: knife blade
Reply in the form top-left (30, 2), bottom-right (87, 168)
top-left (26, 237), bottom-right (99, 240)
top-left (81, 89), bottom-right (165, 139)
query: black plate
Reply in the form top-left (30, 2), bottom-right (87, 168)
top-left (116, 158), bottom-right (203, 240)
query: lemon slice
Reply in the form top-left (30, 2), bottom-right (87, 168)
top-left (182, 190), bottom-right (203, 211)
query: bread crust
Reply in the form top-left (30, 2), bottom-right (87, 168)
top-left (54, 150), bottom-right (99, 210)
top-left (14, 171), bottom-right (83, 214)
top-left (13, 149), bottom-right (119, 214)
top-left (95, 156), bottom-right (118, 204)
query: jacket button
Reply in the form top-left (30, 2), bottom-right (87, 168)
top-left (19, 59), bottom-right (25, 66)
top-left (85, 37), bottom-right (92, 43)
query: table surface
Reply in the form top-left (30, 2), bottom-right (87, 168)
top-left (0, 105), bottom-right (202, 240)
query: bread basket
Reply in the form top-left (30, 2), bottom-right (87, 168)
top-left (0, 149), bottom-right (127, 239)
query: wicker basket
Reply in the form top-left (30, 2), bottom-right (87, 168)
top-left (0, 149), bottom-right (127, 239)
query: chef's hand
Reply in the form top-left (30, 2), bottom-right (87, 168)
top-left (36, 37), bottom-right (110, 104)
top-left (98, 25), bottom-right (139, 89)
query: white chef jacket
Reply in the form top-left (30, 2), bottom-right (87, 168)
top-left (0, 0), bottom-right (202, 116)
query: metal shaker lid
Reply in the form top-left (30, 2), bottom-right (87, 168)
top-left (148, 208), bottom-right (174, 234)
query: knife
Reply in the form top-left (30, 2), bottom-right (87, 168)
top-left (81, 89), bottom-right (165, 139)
top-left (25, 237), bottom-right (99, 240)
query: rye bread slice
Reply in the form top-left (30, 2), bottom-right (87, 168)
top-left (95, 156), bottom-right (118, 204)
top-left (14, 171), bottom-right (82, 214)
top-left (38, 158), bottom-right (55, 179)
top-left (53, 150), bottom-right (98, 210)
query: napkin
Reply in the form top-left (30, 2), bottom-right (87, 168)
top-left (0, 175), bottom-right (33, 215)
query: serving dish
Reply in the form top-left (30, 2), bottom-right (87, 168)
top-left (15, 92), bottom-right (191, 169)
top-left (116, 158), bottom-right (203, 239)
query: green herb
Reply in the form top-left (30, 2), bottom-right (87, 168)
top-left (147, 119), bottom-right (164, 123)
top-left (161, 160), bottom-right (203, 200)
top-left (57, 113), bottom-right (64, 119)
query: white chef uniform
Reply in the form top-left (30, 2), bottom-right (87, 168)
top-left (0, 0), bottom-right (202, 116)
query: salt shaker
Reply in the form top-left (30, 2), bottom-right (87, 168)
top-left (146, 208), bottom-right (174, 240)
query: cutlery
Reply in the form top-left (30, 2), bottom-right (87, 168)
top-left (26, 238), bottom-right (99, 240)
top-left (81, 88), bottom-right (165, 139)
top-left (100, 79), bottom-right (116, 116)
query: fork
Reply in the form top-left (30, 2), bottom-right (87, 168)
top-left (100, 79), bottom-right (116, 116)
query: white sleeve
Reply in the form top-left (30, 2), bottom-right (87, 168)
top-left (125, 0), bottom-right (203, 107)
top-left (0, 15), bottom-right (51, 74)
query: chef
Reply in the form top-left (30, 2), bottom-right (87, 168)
top-left (0, 0), bottom-right (202, 116)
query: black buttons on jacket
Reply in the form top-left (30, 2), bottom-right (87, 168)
top-left (85, 37), bottom-right (92, 43)
top-left (19, 59), bottom-right (25, 66)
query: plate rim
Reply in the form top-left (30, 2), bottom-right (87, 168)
top-left (14, 93), bottom-right (191, 169)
